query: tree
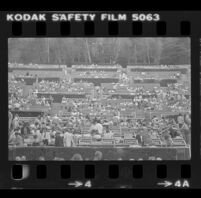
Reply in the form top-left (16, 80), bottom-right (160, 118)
top-left (160, 38), bottom-right (190, 65)
top-left (8, 38), bottom-right (190, 66)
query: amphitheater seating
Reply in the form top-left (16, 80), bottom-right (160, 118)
top-left (12, 70), bottom-right (65, 78)
top-left (74, 77), bottom-right (119, 86)
top-left (15, 77), bottom-right (36, 85)
top-left (11, 110), bottom-right (45, 118)
top-left (172, 139), bottom-right (186, 147)
top-left (75, 68), bottom-right (118, 72)
top-left (9, 64), bottom-right (190, 150)
top-left (19, 117), bottom-right (36, 122)
top-left (129, 71), bottom-right (180, 78)
top-left (131, 83), bottom-right (160, 90)
top-left (129, 68), bottom-right (187, 74)
top-left (37, 93), bottom-right (87, 103)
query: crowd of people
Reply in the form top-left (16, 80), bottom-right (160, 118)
top-left (8, 109), bottom-right (191, 148)
top-left (8, 65), bottom-right (191, 151)
top-left (73, 70), bottom-right (119, 78)
top-left (14, 151), bottom-right (163, 161)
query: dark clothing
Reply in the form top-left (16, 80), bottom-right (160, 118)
top-left (178, 123), bottom-right (183, 129)
top-left (169, 127), bottom-right (179, 138)
top-left (43, 139), bottom-right (49, 146)
top-left (55, 134), bottom-right (64, 147)
top-left (142, 132), bottom-right (152, 146)
top-left (181, 128), bottom-right (191, 145)
top-left (136, 134), bottom-right (143, 145)
top-left (32, 142), bottom-right (40, 146)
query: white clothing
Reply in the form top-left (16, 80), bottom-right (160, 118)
top-left (90, 123), bottom-right (103, 135)
top-left (63, 132), bottom-right (74, 147)
top-left (42, 132), bottom-right (51, 143)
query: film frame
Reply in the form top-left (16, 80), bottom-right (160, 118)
top-left (0, 11), bottom-right (200, 189)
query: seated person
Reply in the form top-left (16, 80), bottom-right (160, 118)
top-left (93, 151), bottom-right (103, 160)
top-left (150, 130), bottom-right (158, 139)
top-left (38, 156), bottom-right (45, 161)
top-left (93, 133), bottom-right (102, 141)
top-left (169, 126), bottom-right (181, 138)
top-left (71, 153), bottom-right (83, 161)
top-left (103, 128), bottom-right (113, 138)
top-left (9, 131), bottom-right (24, 146)
top-left (89, 119), bottom-right (103, 137)
top-left (32, 129), bottom-right (43, 146)
top-left (24, 134), bottom-right (34, 146)
top-left (15, 156), bottom-right (21, 161)
top-left (163, 131), bottom-right (173, 147)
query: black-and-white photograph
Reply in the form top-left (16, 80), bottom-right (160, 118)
top-left (8, 38), bottom-right (191, 161)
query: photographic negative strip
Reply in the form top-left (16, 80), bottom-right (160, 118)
top-left (0, 11), bottom-right (201, 189)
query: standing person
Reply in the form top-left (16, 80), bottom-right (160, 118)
top-left (180, 122), bottom-right (191, 145)
top-left (169, 126), bottom-right (180, 138)
top-left (177, 114), bottom-right (184, 129)
top-left (63, 130), bottom-right (74, 147)
top-left (112, 112), bottom-right (120, 126)
top-left (12, 114), bottom-right (19, 130)
top-left (185, 113), bottom-right (191, 145)
top-left (19, 121), bottom-right (26, 137)
top-left (9, 129), bottom-right (17, 145)
top-left (95, 119), bottom-right (103, 135)
top-left (55, 131), bottom-right (64, 147)
top-left (89, 119), bottom-right (99, 135)
top-left (42, 128), bottom-right (51, 146)
top-left (33, 129), bottom-right (43, 146)
top-left (141, 127), bottom-right (152, 146)
top-left (185, 113), bottom-right (191, 129)
top-left (89, 119), bottom-right (103, 136)
top-left (135, 130), bottom-right (143, 146)
top-left (9, 111), bottom-right (13, 131)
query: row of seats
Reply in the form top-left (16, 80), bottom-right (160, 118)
top-left (129, 68), bottom-right (188, 74)
top-left (10, 70), bottom-right (65, 77)
top-left (37, 93), bottom-right (87, 102)
top-left (78, 137), bottom-right (187, 147)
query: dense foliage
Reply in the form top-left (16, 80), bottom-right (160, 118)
top-left (8, 38), bottom-right (190, 66)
